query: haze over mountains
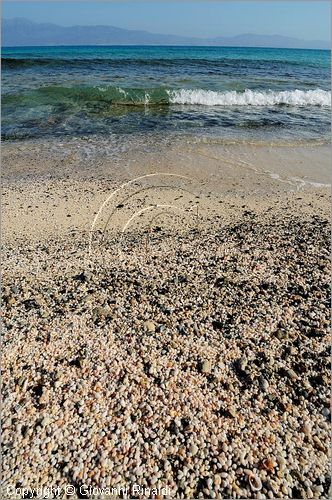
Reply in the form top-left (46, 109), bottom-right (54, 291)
top-left (2, 17), bottom-right (330, 49)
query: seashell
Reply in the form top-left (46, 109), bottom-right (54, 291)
top-left (249, 474), bottom-right (262, 492)
top-left (260, 457), bottom-right (274, 471)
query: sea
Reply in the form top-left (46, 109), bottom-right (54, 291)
top-left (1, 45), bottom-right (331, 143)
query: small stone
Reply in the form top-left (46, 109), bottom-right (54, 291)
top-left (228, 407), bottom-right (237, 418)
top-left (214, 474), bottom-right (222, 487)
top-left (78, 357), bottom-right (86, 368)
top-left (189, 444), bottom-right (199, 456)
top-left (92, 307), bottom-right (111, 321)
top-left (238, 357), bottom-right (247, 371)
top-left (41, 417), bottom-right (52, 427)
top-left (47, 442), bottom-right (54, 453)
top-left (177, 324), bottom-right (187, 335)
top-left (276, 329), bottom-right (288, 340)
top-left (313, 435), bottom-right (326, 452)
top-left (144, 321), bottom-right (155, 333)
top-left (40, 389), bottom-right (50, 404)
top-left (300, 423), bottom-right (311, 435)
top-left (277, 456), bottom-right (286, 469)
top-left (302, 379), bottom-right (312, 390)
top-left (286, 369), bottom-right (298, 380)
top-left (35, 297), bottom-right (46, 308)
top-left (5, 295), bottom-right (15, 307)
top-left (259, 377), bottom-right (269, 391)
top-left (200, 360), bottom-right (212, 374)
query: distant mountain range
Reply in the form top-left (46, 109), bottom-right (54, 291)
top-left (2, 17), bottom-right (330, 49)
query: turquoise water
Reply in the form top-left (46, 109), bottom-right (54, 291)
top-left (2, 45), bottom-right (331, 141)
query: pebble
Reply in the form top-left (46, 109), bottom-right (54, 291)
top-left (92, 306), bottom-right (111, 321)
top-left (144, 321), bottom-right (156, 333)
top-left (286, 369), bottom-right (298, 380)
top-left (189, 444), bottom-right (199, 456)
top-left (238, 357), bottom-right (247, 371)
top-left (5, 295), bottom-right (15, 307)
top-left (41, 417), bottom-right (52, 427)
top-left (200, 360), bottom-right (212, 374)
top-left (276, 329), bottom-right (288, 340)
top-left (259, 376), bottom-right (269, 391)
top-left (214, 474), bottom-right (222, 487)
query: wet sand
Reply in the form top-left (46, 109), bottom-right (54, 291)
top-left (2, 137), bottom-right (330, 241)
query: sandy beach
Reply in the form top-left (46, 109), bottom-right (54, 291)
top-left (2, 136), bottom-right (331, 499)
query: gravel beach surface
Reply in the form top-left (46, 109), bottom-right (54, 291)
top-left (2, 180), bottom-right (331, 499)
top-left (1, 135), bottom-right (331, 499)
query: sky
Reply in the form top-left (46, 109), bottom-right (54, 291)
top-left (2, 1), bottom-right (330, 41)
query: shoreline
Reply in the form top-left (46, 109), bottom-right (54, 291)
top-left (2, 134), bottom-right (331, 180)
top-left (2, 135), bottom-right (331, 243)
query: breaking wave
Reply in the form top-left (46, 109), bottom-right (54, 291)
top-left (167, 88), bottom-right (331, 107)
top-left (3, 85), bottom-right (330, 109)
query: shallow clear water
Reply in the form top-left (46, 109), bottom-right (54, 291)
top-left (2, 45), bottom-right (331, 142)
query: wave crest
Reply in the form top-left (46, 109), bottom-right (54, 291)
top-left (168, 88), bottom-right (331, 106)
top-left (3, 85), bottom-right (330, 109)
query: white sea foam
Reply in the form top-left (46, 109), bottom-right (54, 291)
top-left (168, 88), bottom-right (331, 107)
